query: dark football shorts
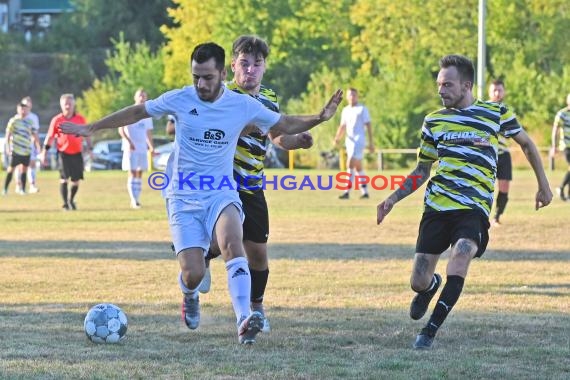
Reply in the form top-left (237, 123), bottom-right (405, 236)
top-left (240, 190), bottom-right (269, 243)
top-left (59, 152), bottom-right (84, 181)
top-left (9, 153), bottom-right (31, 168)
top-left (496, 151), bottom-right (512, 181)
top-left (416, 209), bottom-right (490, 258)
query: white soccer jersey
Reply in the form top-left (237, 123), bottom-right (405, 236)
top-left (341, 103), bottom-right (371, 144)
top-left (26, 112), bottom-right (40, 133)
top-left (122, 118), bottom-right (153, 152)
top-left (145, 85), bottom-right (281, 199)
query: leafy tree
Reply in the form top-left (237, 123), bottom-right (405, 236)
top-left (46, 0), bottom-right (174, 52)
top-left (78, 35), bottom-right (166, 129)
top-left (161, 0), bottom-right (353, 100)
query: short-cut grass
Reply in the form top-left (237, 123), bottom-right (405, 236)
top-left (0, 168), bottom-right (568, 379)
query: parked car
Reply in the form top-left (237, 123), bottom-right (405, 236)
top-left (86, 139), bottom-right (123, 170)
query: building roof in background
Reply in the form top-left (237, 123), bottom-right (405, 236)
top-left (21, 0), bottom-right (73, 13)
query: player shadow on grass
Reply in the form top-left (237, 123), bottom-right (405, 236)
top-left (0, 240), bottom-right (568, 262)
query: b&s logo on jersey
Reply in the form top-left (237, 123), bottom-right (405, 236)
top-left (188, 129), bottom-right (229, 149)
top-left (204, 129), bottom-right (225, 141)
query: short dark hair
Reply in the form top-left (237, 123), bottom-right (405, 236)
top-left (191, 42), bottom-right (225, 71)
top-left (490, 79), bottom-right (504, 87)
top-left (232, 35), bottom-right (269, 60)
top-left (439, 55), bottom-right (475, 84)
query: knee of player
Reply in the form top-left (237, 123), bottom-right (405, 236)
top-left (218, 239), bottom-right (246, 258)
top-left (450, 239), bottom-right (477, 260)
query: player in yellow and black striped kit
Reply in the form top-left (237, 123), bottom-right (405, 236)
top-left (204, 36), bottom-right (314, 335)
top-left (376, 55), bottom-right (552, 349)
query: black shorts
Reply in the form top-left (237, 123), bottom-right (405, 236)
top-left (59, 152), bottom-right (84, 181)
top-left (416, 210), bottom-right (490, 258)
top-left (565, 148), bottom-right (570, 165)
top-left (239, 190), bottom-right (269, 243)
top-left (9, 153), bottom-right (31, 168)
top-left (496, 152), bottom-right (512, 180)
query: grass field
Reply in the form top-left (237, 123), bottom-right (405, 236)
top-left (0, 168), bottom-right (569, 379)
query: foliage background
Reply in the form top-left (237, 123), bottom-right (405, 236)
top-left (1, 0), bottom-right (568, 157)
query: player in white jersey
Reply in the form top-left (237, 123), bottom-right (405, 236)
top-left (15, 96), bottom-right (40, 193)
top-left (334, 88), bottom-right (374, 199)
top-left (61, 42), bottom-right (343, 345)
top-left (118, 88), bottom-right (154, 208)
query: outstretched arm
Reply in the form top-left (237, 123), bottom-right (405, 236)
top-left (269, 131), bottom-right (313, 150)
top-left (377, 161), bottom-right (432, 225)
top-left (512, 129), bottom-right (552, 209)
top-left (60, 104), bottom-right (150, 136)
top-left (270, 89), bottom-right (343, 135)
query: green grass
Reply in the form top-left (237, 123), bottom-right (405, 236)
top-left (0, 168), bottom-right (569, 379)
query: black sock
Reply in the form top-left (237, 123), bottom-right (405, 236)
top-left (4, 172), bottom-right (13, 191)
top-left (250, 268), bottom-right (269, 303)
top-left (20, 172), bottom-right (27, 191)
top-left (562, 171), bottom-right (570, 194)
top-left (424, 275), bottom-right (465, 336)
top-left (70, 184), bottom-right (79, 202)
top-left (494, 192), bottom-right (508, 220)
top-left (60, 183), bottom-right (68, 204)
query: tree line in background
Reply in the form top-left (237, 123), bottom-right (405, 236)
top-left (1, 0), bottom-right (568, 166)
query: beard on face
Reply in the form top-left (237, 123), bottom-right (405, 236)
top-left (197, 79), bottom-right (223, 102)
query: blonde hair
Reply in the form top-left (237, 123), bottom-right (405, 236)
top-left (60, 93), bottom-right (75, 102)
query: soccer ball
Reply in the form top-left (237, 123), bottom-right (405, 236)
top-left (84, 303), bottom-right (128, 343)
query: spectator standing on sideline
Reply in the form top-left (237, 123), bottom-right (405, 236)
top-left (2, 102), bottom-right (40, 195)
top-left (40, 94), bottom-right (92, 210)
top-left (377, 55), bottom-right (552, 350)
top-left (488, 80), bottom-right (513, 226)
top-left (60, 42), bottom-right (343, 345)
top-left (551, 93), bottom-right (570, 201)
top-left (118, 88), bottom-right (154, 208)
top-left (334, 88), bottom-right (374, 199)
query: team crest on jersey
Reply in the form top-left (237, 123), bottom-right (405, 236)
top-left (441, 131), bottom-right (491, 147)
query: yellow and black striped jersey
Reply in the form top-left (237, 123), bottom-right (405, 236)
top-left (227, 81), bottom-right (280, 193)
top-left (418, 100), bottom-right (522, 216)
top-left (6, 116), bottom-right (34, 156)
top-left (554, 107), bottom-right (570, 148)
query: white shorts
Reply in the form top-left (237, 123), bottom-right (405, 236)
top-left (166, 191), bottom-right (244, 255)
top-left (122, 151), bottom-right (148, 171)
top-left (346, 141), bottom-right (365, 160)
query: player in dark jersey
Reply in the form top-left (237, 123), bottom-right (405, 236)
top-left (377, 55), bottom-right (552, 349)
top-left (551, 93), bottom-right (570, 201)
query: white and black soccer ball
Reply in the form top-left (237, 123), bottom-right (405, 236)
top-left (84, 303), bottom-right (128, 343)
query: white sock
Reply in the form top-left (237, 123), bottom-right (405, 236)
top-left (178, 272), bottom-right (198, 298)
top-left (14, 167), bottom-right (21, 190)
top-left (127, 177), bottom-right (135, 203)
top-left (225, 256), bottom-right (251, 323)
top-left (133, 178), bottom-right (142, 201)
top-left (347, 170), bottom-right (355, 193)
top-left (358, 170), bottom-right (368, 194)
top-left (29, 168), bottom-right (36, 186)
